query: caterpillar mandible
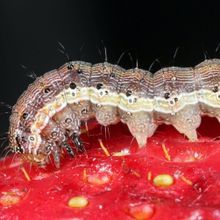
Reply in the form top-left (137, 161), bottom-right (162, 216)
top-left (8, 59), bottom-right (220, 168)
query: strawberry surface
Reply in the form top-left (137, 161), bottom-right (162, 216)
top-left (0, 117), bottom-right (220, 220)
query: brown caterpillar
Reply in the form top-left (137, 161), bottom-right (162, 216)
top-left (9, 59), bottom-right (220, 168)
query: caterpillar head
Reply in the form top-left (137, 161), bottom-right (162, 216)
top-left (9, 128), bottom-right (47, 166)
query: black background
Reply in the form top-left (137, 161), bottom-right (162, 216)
top-left (0, 0), bottom-right (220, 152)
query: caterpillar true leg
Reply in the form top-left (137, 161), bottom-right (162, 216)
top-left (72, 132), bottom-right (85, 153)
top-left (41, 120), bottom-right (66, 167)
top-left (52, 146), bottom-right (61, 168)
top-left (62, 142), bottom-right (74, 157)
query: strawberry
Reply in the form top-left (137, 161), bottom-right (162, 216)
top-left (0, 117), bottom-right (220, 219)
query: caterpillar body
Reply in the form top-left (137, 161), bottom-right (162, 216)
top-left (9, 59), bottom-right (220, 167)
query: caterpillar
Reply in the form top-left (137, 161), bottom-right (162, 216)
top-left (8, 59), bottom-right (220, 168)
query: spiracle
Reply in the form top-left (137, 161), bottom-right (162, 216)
top-left (8, 59), bottom-right (220, 168)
